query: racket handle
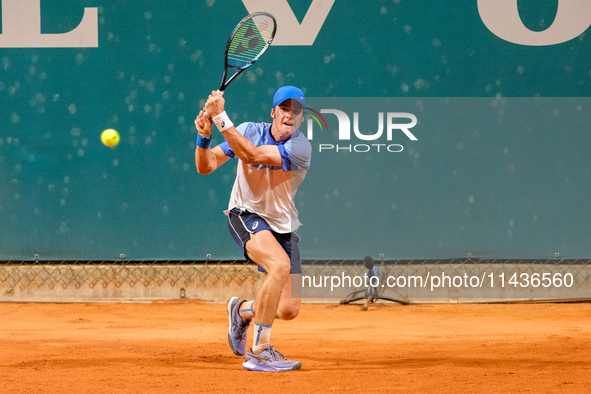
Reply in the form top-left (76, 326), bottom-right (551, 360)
top-left (217, 89), bottom-right (225, 96)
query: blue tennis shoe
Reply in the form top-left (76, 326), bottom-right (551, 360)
top-left (242, 345), bottom-right (301, 372)
top-left (227, 297), bottom-right (250, 356)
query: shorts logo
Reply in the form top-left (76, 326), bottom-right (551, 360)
top-left (252, 221), bottom-right (259, 230)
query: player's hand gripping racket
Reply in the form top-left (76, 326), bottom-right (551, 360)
top-left (218, 12), bottom-right (277, 93)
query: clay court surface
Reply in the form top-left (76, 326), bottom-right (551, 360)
top-left (1, 301), bottom-right (590, 393)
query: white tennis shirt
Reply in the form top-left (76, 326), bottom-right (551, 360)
top-left (219, 122), bottom-right (312, 233)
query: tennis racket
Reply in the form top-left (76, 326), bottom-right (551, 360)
top-left (218, 12), bottom-right (277, 93)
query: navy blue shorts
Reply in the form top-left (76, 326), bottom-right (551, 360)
top-left (227, 208), bottom-right (303, 274)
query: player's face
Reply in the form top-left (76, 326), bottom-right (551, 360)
top-left (271, 100), bottom-right (304, 142)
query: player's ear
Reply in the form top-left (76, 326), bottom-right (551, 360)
top-left (270, 107), bottom-right (275, 119)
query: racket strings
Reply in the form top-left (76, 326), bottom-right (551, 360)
top-left (227, 16), bottom-right (275, 68)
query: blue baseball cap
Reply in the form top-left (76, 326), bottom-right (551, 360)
top-left (273, 86), bottom-right (305, 107)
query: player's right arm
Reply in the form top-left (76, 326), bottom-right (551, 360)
top-left (194, 109), bottom-right (230, 175)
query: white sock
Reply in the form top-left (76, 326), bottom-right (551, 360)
top-left (239, 300), bottom-right (255, 322)
top-left (252, 322), bottom-right (272, 354)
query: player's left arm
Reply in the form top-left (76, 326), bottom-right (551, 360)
top-left (221, 128), bottom-right (282, 167)
top-left (204, 90), bottom-right (282, 167)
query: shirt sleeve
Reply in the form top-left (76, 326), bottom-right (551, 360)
top-left (277, 133), bottom-right (312, 171)
top-left (218, 123), bottom-right (251, 158)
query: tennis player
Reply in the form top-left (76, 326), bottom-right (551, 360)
top-left (194, 86), bottom-right (311, 372)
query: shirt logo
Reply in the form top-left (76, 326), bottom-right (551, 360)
top-left (252, 221), bottom-right (259, 230)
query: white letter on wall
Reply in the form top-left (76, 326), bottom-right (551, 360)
top-left (0, 0), bottom-right (98, 48)
top-left (478, 0), bottom-right (591, 46)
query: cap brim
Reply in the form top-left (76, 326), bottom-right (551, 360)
top-left (277, 97), bottom-right (305, 106)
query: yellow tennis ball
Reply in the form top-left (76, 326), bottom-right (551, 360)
top-left (101, 129), bottom-right (120, 147)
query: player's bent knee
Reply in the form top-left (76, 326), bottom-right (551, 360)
top-left (266, 259), bottom-right (291, 279)
top-left (277, 303), bottom-right (300, 321)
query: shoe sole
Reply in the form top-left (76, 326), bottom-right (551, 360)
top-left (242, 361), bottom-right (302, 372)
top-left (227, 296), bottom-right (244, 356)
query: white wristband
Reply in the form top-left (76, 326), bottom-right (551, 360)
top-left (213, 111), bottom-right (234, 132)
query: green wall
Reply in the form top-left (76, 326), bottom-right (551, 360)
top-left (1, 0), bottom-right (590, 260)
